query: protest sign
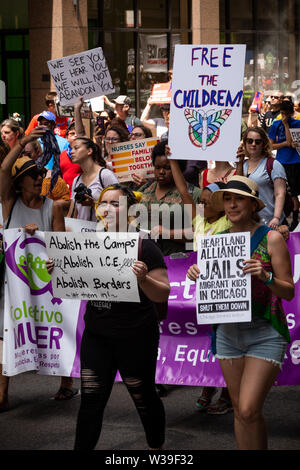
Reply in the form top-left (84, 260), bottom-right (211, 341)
top-left (55, 100), bottom-right (93, 119)
top-left (149, 82), bottom-right (172, 105)
top-left (108, 137), bottom-right (158, 183)
top-left (2, 229), bottom-right (85, 377)
top-left (168, 44), bottom-right (246, 162)
top-left (196, 232), bottom-right (251, 324)
top-left (64, 217), bottom-right (98, 233)
top-left (45, 232), bottom-right (140, 302)
top-left (140, 34), bottom-right (168, 73)
top-left (290, 128), bottom-right (300, 156)
top-left (47, 48), bottom-right (115, 106)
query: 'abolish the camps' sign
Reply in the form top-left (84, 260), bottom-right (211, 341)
top-left (47, 47), bottom-right (114, 105)
top-left (45, 232), bottom-right (140, 302)
top-left (196, 232), bottom-right (251, 324)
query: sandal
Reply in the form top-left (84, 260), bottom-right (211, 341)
top-left (207, 398), bottom-right (233, 415)
top-left (196, 387), bottom-right (215, 411)
top-left (54, 387), bottom-right (79, 401)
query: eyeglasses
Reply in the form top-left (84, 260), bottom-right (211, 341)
top-left (104, 137), bottom-right (120, 143)
top-left (266, 101), bottom-right (271, 104)
top-left (130, 132), bottom-right (144, 138)
top-left (270, 95), bottom-right (282, 99)
top-left (246, 138), bottom-right (263, 145)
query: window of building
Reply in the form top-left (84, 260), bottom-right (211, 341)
top-left (88, 0), bottom-right (191, 116)
top-left (0, 0), bottom-right (29, 125)
top-left (220, 0), bottom-right (300, 114)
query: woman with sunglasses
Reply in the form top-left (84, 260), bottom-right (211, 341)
top-left (187, 176), bottom-right (294, 449)
top-left (236, 127), bottom-right (287, 229)
top-left (48, 183), bottom-right (170, 450)
top-left (0, 127), bottom-right (77, 409)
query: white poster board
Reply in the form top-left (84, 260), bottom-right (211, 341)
top-left (47, 48), bottom-right (115, 105)
top-left (168, 44), bottom-right (246, 162)
top-left (290, 128), bottom-right (300, 156)
top-left (196, 232), bottom-right (251, 324)
top-left (45, 232), bottom-right (140, 302)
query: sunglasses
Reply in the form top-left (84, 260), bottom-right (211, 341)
top-left (246, 138), bottom-right (263, 145)
top-left (270, 95), bottom-right (282, 99)
top-left (26, 168), bottom-right (47, 179)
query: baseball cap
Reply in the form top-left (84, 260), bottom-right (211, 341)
top-left (112, 95), bottom-right (131, 105)
top-left (37, 111), bottom-right (56, 122)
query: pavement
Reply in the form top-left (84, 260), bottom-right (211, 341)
top-left (0, 371), bottom-right (299, 452)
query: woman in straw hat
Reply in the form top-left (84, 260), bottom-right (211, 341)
top-left (0, 127), bottom-right (77, 410)
top-left (187, 175), bottom-right (294, 450)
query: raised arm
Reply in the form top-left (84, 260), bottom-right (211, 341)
top-left (166, 145), bottom-right (196, 219)
top-left (0, 127), bottom-right (46, 219)
top-left (74, 97), bottom-right (87, 137)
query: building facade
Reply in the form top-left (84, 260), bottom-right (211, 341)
top-left (0, 0), bottom-right (300, 126)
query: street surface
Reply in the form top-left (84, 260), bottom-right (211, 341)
top-left (0, 371), bottom-right (299, 452)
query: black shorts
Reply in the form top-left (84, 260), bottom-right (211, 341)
top-left (282, 163), bottom-right (300, 196)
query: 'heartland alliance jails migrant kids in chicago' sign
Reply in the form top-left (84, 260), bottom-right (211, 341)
top-left (196, 232), bottom-right (251, 324)
top-left (168, 44), bottom-right (246, 162)
top-left (47, 47), bottom-right (115, 106)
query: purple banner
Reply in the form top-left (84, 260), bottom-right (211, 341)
top-left (72, 233), bottom-right (300, 386)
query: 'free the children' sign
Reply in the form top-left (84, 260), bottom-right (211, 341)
top-left (47, 47), bottom-right (115, 105)
top-left (168, 44), bottom-right (246, 162)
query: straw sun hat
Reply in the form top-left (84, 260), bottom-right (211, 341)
top-left (210, 175), bottom-right (266, 212)
top-left (11, 156), bottom-right (38, 182)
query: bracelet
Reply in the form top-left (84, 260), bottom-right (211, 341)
top-left (263, 271), bottom-right (274, 286)
top-left (273, 216), bottom-right (280, 220)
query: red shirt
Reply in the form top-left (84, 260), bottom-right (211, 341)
top-left (60, 149), bottom-right (82, 195)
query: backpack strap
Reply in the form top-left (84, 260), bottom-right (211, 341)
top-left (266, 157), bottom-right (274, 183)
top-left (99, 167), bottom-right (105, 188)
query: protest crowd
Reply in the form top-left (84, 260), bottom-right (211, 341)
top-left (0, 62), bottom-right (299, 451)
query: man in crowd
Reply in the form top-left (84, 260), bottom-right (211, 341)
top-left (25, 91), bottom-right (71, 138)
top-left (103, 94), bottom-right (142, 132)
top-left (60, 122), bottom-right (82, 196)
top-left (261, 90), bottom-right (284, 133)
top-left (269, 99), bottom-right (300, 231)
top-left (37, 111), bottom-right (68, 170)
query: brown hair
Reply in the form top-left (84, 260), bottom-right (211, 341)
top-left (242, 126), bottom-right (272, 159)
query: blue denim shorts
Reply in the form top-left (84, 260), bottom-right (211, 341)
top-left (215, 317), bottom-right (288, 366)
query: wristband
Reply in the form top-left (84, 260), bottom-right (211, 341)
top-left (263, 271), bottom-right (274, 285)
